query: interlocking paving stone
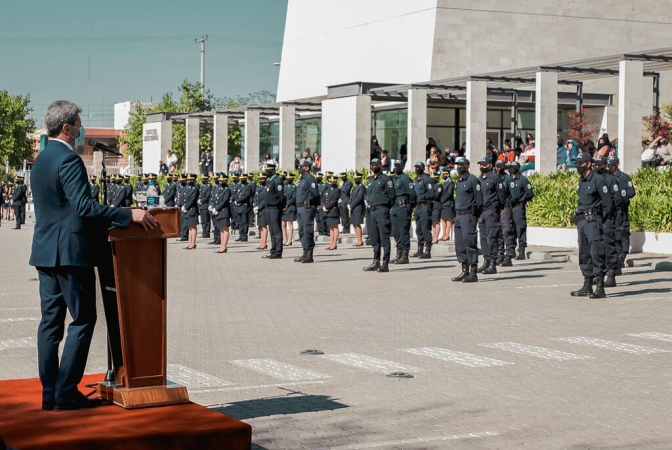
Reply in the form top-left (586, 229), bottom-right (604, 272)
top-left (230, 359), bottom-right (331, 381)
top-left (320, 353), bottom-right (421, 374)
top-left (167, 363), bottom-right (234, 388)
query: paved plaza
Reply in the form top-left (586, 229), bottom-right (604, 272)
top-left (1, 218), bottom-right (672, 449)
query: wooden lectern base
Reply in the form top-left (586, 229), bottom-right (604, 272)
top-left (98, 381), bottom-right (190, 409)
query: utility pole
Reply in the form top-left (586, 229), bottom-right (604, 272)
top-left (194, 35), bottom-right (208, 95)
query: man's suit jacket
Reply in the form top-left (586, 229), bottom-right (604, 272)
top-left (12, 183), bottom-right (24, 206)
top-left (29, 140), bottom-right (132, 268)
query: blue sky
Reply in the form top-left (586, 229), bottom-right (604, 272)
top-left (0, 0), bottom-right (287, 127)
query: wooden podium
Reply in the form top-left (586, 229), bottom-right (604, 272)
top-left (97, 207), bottom-right (189, 409)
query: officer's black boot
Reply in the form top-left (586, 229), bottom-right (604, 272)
top-left (516, 246), bottom-right (526, 260)
top-left (619, 254), bottom-right (626, 269)
top-left (462, 264), bottom-right (478, 283)
top-left (363, 260), bottom-right (381, 272)
top-left (294, 250), bottom-right (307, 263)
top-left (496, 255), bottom-right (505, 265)
top-left (483, 258), bottom-right (497, 274)
top-left (477, 258), bottom-right (488, 273)
top-left (570, 277), bottom-right (593, 297)
top-left (590, 275), bottom-right (606, 299)
top-left (604, 269), bottom-right (617, 287)
top-left (302, 248), bottom-right (314, 264)
top-left (451, 263), bottom-right (469, 282)
top-left (615, 265), bottom-right (622, 276)
top-left (410, 244), bottom-right (423, 258)
top-left (418, 243), bottom-right (432, 259)
top-left (392, 248), bottom-right (400, 263)
top-left (377, 259), bottom-right (389, 272)
top-left (501, 256), bottom-right (513, 267)
top-left (395, 249), bottom-right (410, 265)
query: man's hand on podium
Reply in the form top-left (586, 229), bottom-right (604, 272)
top-left (131, 209), bottom-right (158, 230)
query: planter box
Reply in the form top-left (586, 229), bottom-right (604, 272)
top-left (528, 227), bottom-right (672, 255)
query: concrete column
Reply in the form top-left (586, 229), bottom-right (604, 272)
top-left (279, 106), bottom-right (296, 170)
top-left (213, 114), bottom-right (228, 174)
top-left (143, 119), bottom-right (174, 174)
top-left (321, 95), bottom-right (371, 172)
top-left (407, 88), bottom-right (427, 169)
top-left (185, 117), bottom-right (200, 174)
top-left (466, 80), bottom-right (487, 163)
top-left (618, 60), bottom-right (644, 173)
top-left (244, 110), bottom-right (260, 173)
top-left (535, 71), bottom-right (558, 175)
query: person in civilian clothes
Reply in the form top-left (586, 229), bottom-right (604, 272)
top-left (349, 173), bottom-right (366, 246)
top-left (282, 173), bottom-right (297, 246)
top-left (30, 100), bottom-right (156, 410)
top-left (182, 174), bottom-right (199, 250)
top-left (11, 175), bottom-right (26, 229)
top-left (439, 169), bottom-right (455, 241)
top-left (451, 157), bottom-right (483, 283)
top-left (211, 173), bottom-right (232, 253)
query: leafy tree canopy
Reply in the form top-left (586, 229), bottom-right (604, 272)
top-left (0, 90), bottom-right (36, 166)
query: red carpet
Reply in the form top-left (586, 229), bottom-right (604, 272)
top-left (0, 374), bottom-right (251, 449)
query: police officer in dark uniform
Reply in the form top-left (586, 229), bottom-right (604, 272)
top-left (176, 173), bottom-right (189, 241)
top-left (322, 174), bottom-right (341, 250)
top-left (391, 160), bottom-right (416, 264)
top-left (607, 156), bottom-right (636, 271)
top-left (254, 174), bottom-right (269, 250)
top-left (294, 160), bottom-right (320, 263)
top-left (229, 174), bottom-right (240, 234)
top-left (148, 173), bottom-right (161, 195)
top-left (439, 167), bottom-right (456, 242)
top-left (412, 162), bottom-right (434, 258)
top-left (339, 172), bottom-right (352, 234)
top-left (594, 155), bottom-right (621, 287)
top-left (123, 175), bottom-right (133, 207)
top-left (11, 175), bottom-right (25, 229)
top-left (349, 173), bottom-right (367, 247)
top-left (234, 174), bottom-right (253, 242)
top-left (363, 158), bottom-right (396, 272)
top-left (90, 175), bottom-right (100, 203)
top-left (282, 173), bottom-right (297, 246)
top-left (507, 161), bottom-right (534, 260)
top-left (570, 152), bottom-right (613, 299)
top-left (451, 157), bottom-right (483, 283)
top-left (497, 161), bottom-right (515, 266)
top-left (110, 175), bottom-right (125, 208)
top-left (163, 174), bottom-right (177, 207)
top-left (315, 173), bottom-right (328, 236)
top-left (208, 173), bottom-right (222, 245)
top-left (262, 164), bottom-right (285, 259)
top-left (198, 175), bottom-right (212, 239)
top-left (476, 157), bottom-right (506, 274)
top-left (182, 174), bottom-right (200, 249)
top-left (211, 173), bottom-right (232, 253)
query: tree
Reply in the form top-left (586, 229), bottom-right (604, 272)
top-left (643, 107), bottom-right (672, 141)
top-left (0, 90), bottom-right (36, 166)
top-left (567, 107), bottom-right (598, 145)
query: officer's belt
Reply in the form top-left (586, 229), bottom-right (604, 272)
top-left (369, 204), bottom-right (388, 211)
top-left (482, 204), bottom-right (499, 212)
top-left (395, 198), bottom-right (409, 207)
top-left (456, 208), bottom-right (475, 216)
top-left (299, 201), bottom-right (313, 207)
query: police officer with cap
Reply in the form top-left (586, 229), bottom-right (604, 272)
top-left (198, 174), bottom-right (212, 239)
top-left (477, 156), bottom-right (506, 274)
top-left (607, 155), bottom-right (636, 271)
top-left (451, 157), bottom-right (483, 283)
top-left (262, 164), bottom-right (285, 259)
top-left (363, 158), bottom-right (396, 272)
top-left (412, 161), bottom-right (434, 258)
top-left (570, 151), bottom-right (613, 299)
top-left (90, 175), bottom-right (100, 203)
top-left (507, 160), bottom-right (534, 260)
top-left (391, 159), bottom-right (416, 264)
top-left (208, 173), bottom-right (222, 245)
top-left (339, 172), bottom-right (352, 234)
top-left (163, 174), bottom-right (177, 207)
top-left (294, 160), bottom-right (320, 263)
top-left (594, 155), bottom-right (621, 287)
top-left (123, 175), bottom-right (133, 207)
top-left (234, 174), bottom-right (253, 242)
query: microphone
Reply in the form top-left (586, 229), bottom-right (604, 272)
top-left (88, 138), bottom-right (123, 157)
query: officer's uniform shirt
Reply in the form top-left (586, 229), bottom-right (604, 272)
top-left (479, 171), bottom-right (506, 208)
top-left (322, 183), bottom-right (341, 217)
top-left (213, 183), bottom-right (231, 218)
top-left (577, 170), bottom-right (613, 218)
top-left (350, 182), bottom-right (366, 209)
top-left (601, 172), bottom-right (626, 212)
top-left (198, 181), bottom-right (211, 208)
top-left (455, 172), bottom-right (483, 211)
top-left (414, 173), bottom-right (434, 204)
top-left (497, 171), bottom-right (513, 205)
top-left (176, 181), bottom-right (186, 208)
top-left (614, 170), bottom-right (636, 208)
top-left (340, 179), bottom-right (352, 204)
top-left (124, 181), bottom-right (133, 207)
top-left (316, 180), bottom-right (326, 206)
top-left (509, 174), bottom-right (535, 206)
top-left (209, 181), bottom-right (222, 211)
top-left (296, 172), bottom-right (319, 205)
top-left (265, 174), bottom-right (285, 207)
top-left (163, 181), bottom-right (177, 206)
top-left (440, 177), bottom-right (455, 207)
top-left (90, 181), bottom-right (100, 202)
top-left (111, 181), bottom-right (125, 207)
top-left (393, 173), bottom-right (416, 206)
top-left (284, 180), bottom-right (297, 210)
top-left (235, 181), bottom-right (253, 206)
top-left (366, 172), bottom-right (396, 207)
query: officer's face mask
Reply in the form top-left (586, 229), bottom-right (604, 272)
top-left (479, 166), bottom-right (491, 174)
top-left (508, 167), bottom-right (519, 175)
top-left (456, 166), bottom-right (468, 175)
top-left (415, 168), bottom-right (424, 176)
top-left (442, 173), bottom-right (450, 180)
top-left (371, 165), bottom-right (381, 174)
top-left (576, 164), bottom-right (589, 176)
top-left (355, 179), bottom-right (361, 184)
top-left (595, 166), bottom-right (607, 175)
top-left (394, 166), bottom-right (403, 175)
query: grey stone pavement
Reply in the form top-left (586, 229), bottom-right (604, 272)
top-left (2, 216), bottom-right (672, 449)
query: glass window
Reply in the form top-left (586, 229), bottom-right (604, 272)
top-left (295, 117), bottom-right (321, 159)
top-left (487, 110), bottom-right (503, 128)
top-left (427, 108), bottom-right (456, 126)
top-left (518, 111), bottom-right (535, 129)
top-left (458, 108), bottom-right (466, 125)
top-left (427, 127), bottom-right (455, 154)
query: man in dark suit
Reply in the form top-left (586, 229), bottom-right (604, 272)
top-left (29, 100), bottom-right (156, 411)
top-left (11, 175), bottom-right (26, 229)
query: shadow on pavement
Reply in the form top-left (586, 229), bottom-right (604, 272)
top-left (213, 394), bottom-right (349, 420)
top-left (609, 287), bottom-right (672, 297)
top-left (619, 278), bottom-right (672, 287)
top-left (498, 266), bottom-right (564, 274)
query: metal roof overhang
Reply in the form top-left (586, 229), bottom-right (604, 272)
top-left (370, 47), bottom-right (672, 101)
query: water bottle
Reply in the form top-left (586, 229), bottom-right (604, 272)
top-left (146, 181), bottom-right (159, 209)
